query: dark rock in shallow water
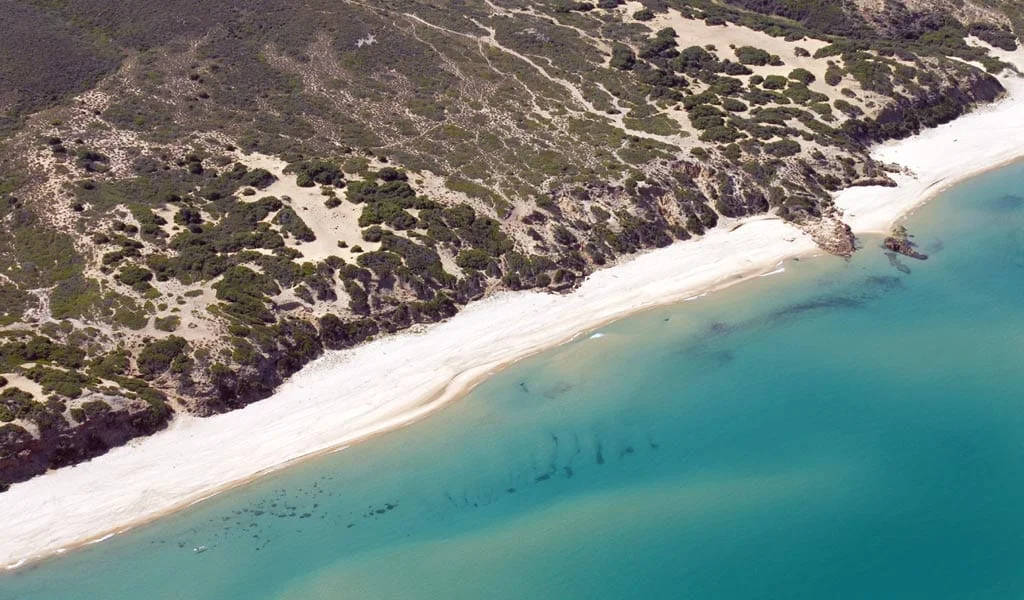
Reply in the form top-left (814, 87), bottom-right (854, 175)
top-left (883, 226), bottom-right (928, 260)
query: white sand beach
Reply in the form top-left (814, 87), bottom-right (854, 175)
top-left (3, 54), bottom-right (1024, 570)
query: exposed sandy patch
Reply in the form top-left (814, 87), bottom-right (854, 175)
top-left (234, 153), bottom-right (378, 262)
top-left (625, 4), bottom-right (888, 118)
top-left (967, 36), bottom-right (1024, 73)
top-left (412, 168), bottom-right (479, 208)
top-left (1, 374), bottom-right (46, 401)
top-left (138, 281), bottom-right (221, 343)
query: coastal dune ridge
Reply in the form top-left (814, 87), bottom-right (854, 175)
top-left (3, 55), bottom-right (1024, 572)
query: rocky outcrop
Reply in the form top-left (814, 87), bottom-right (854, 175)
top-left (884, 226), bottom-right (929, 260)
top-left (802, 217), bottom-right (857, 257)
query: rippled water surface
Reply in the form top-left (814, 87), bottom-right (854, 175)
top-left (4, 162), bottom-right (1024, 599)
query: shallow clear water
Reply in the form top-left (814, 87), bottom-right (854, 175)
top-left (4, 162), bottom-right (1024, 599)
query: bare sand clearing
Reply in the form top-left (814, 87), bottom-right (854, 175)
top-left (4, 51), bottom-right (1024, 572)
top-left (236, 153), bottom-right (378, 262)
top-left (634, 4), bottom-right (881, 104)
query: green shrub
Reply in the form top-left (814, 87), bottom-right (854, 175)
top-left (845, 57), bottom-right (892, 94)
top-left (355, 251), bottom-right (402, 278)
top-left (359, 202), bottom-right (417, 230)
top-left (810, 102), bottom-right (833, 116)
top-left (969, 23), bottom-right (1018, 52)
top-left (456, 248), bottom-right (492, 270)
top-left (117, 264), bottom-right (154, 291)
top-left (272, 207), bottom-right (316, 242)
top-left (137, 336), bottom-right (190, 379)
top-left (722, 98), bottom-right (748, 112)
top-left (788, 68), bottom-right (815, 84)
top-left (318, 314), bottom-right (378, 350)
top-left (833, 98), bottom-right (862, 117)
top-left (241, 168), bottom-right (276, 189)
top-left (674, 46), bottom-right (716, 73)
top-left (784, 84), bottom-right (828, 104)
top-left (709, 76), bottom-right (744, 96)
top-left (25, 366), bottom-right (88, 398)
top-left (610, 44), bottom-right (636, 70)
top-left (90, 350), bottom-right (131, 378)
top-left (633, 8), bottom-right (654, 20)
top-left (734, 46), bottom-right (773, 66)
top-left (0, 387), bottom-right (40, 422)
top-left (376, 167), bottom-right (407, 182)
top-left (639, 34), bottom-right (679, 61)
top-left (81, 399), bottom-right (112, 418)
top-left (765, 139), bottom-right (801, 157)
top-left (154, 315), bottom-right (180, 332)
top-left (286, 159), bottom-right (345, 187)
top-left (699, 126), bottom-right (744, 143)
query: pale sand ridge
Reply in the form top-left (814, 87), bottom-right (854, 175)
top-left (3, 49), bottom-right (1024, 571)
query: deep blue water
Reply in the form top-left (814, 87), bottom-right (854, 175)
top-left (3, 162), bottom-right (1024, 599)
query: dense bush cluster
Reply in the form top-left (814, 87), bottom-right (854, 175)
top-left (350, 178), bottom-right (435, 231)
top-left (137, 336), bottom-right (191, 379)
top-left (286, 159), bottom-right (345, 188)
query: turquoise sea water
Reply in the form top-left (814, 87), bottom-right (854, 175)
top-left (4, 162), bottom-right (1024, 599)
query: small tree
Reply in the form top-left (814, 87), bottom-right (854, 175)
top-left (610, 44), bottom-right (636, 70)
top-left (788, 68), bottom-right (815, 84)
top-left (734, 46), bottom-right (772, 66)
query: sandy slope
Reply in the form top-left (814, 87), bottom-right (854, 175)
top-left (4, 54), bottom-right (1024, 572)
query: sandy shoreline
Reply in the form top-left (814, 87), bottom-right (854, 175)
top-left (4, 61), bottom-right (1024, 571)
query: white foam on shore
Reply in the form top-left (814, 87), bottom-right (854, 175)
top-left (3, 49), bottom-right (1024, 572)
